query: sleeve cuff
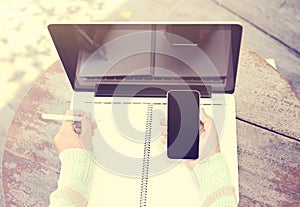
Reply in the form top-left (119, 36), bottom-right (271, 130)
top-left (57, 148), bottom-right (96, 198)
top-left (192, 153), bottom-right (233, 192)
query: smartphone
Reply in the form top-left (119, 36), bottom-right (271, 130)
top-left (167, 90), bottom-right (200, 159)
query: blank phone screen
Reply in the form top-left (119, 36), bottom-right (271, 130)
top-left (167, 90), bottom-right (199, 159)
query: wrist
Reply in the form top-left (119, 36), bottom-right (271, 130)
top-left (193, 153), bottom-right (232, 187)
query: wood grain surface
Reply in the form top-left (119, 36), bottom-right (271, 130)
top-left (237, 120), bottom-right (300, 206)
top-left (235, 46), bottom-right (300, 140)
top-left (2, 47), bottom-right (300, 206)
top-left (3, 61), bottom-right (70, 206)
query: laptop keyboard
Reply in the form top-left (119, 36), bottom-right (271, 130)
top-left (86, 76), bottom-right (224, 84)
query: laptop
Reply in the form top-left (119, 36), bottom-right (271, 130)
top-left (48, 23), bottom-right (242, 206)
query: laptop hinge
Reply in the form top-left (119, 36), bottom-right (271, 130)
top-left (95, 84), bottom-right (211, 98)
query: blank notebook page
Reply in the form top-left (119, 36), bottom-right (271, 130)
top-left (88, 100), bottom-right (148, 206)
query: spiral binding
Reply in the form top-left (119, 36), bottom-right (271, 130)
top-left (139, 104), bottom-right (153, 207)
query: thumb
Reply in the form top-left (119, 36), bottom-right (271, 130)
top-left (200, 108), bottom-right (213, 132)
top-left (200, 108), bottom-right (210, 123)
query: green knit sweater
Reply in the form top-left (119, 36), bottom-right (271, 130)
top-left (49, 149), bottom-right (237, 206)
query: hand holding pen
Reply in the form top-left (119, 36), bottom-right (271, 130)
top-left (51, 110), bottom-right (97, 153)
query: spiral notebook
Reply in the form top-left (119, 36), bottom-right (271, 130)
top-left (86, 97), bottom-right (200, 206)
top-left (72, 95), bottom-right (239, 207)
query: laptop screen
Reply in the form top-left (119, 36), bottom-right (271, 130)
top-left (48, 23), bottom-right (242, 94)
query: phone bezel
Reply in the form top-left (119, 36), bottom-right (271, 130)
top-left (166, 90), bottom-right (200, 159)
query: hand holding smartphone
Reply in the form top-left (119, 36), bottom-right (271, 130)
top-left (167, 90), bottom-right (200, 159)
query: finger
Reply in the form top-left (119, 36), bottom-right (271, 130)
top-left (63, 110), bottom-right (86, 129)
top-left (200, 108), bottom-right (211, 123)
top-left (63, 110), bottom-right (75, 130)
top-left (160, 118), bottom-right (167, 126)
top-left (81, 113), bottom-right (97, 130)
top-left (87, 112), bottom-right (92, 118)
top-left (161, 129), bottom-right (167, 136)
top-left (80, 114), bottom-right (92, 139)
top-left (86, 113), bottom-right (97, 129)
top-left (161, 136), bottom-right (167, 145)
top-left (71, 110), bottom-right (86, 117)
top-left (64, 109), bottom-right (86, 118)
top-left (74, 121), bottom-right (81, 129)
top-left (199, 121), bottom-right (205, 133)
top-left (92, 121), bottom-right (97, 129)
top-left (200, 108), bottom-right (212, 131)
top-left (74, 127), bottom-right (82, 134)
top-left (160, 127), bottom-right (167, 145)
top-left (65, 110), bottom-right (73, 116)
top-left (199, 121), bottom-right (204, 131)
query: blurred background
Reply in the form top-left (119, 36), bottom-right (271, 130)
top-left (0, 0), bottom-right (299, 205)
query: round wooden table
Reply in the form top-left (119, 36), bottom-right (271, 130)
top-left (2, 46), bottom-right (300, 206)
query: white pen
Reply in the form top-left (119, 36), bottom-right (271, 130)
top-left (41, 113), bottom-right (100, 122)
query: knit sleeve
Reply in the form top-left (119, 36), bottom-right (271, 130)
top-left (192, 153), bottom-right (237, 207)
top-left (49, 148), bottom-right (96, 207)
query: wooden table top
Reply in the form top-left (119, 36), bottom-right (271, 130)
top-left (2, 46), bottom-right (300, 206)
